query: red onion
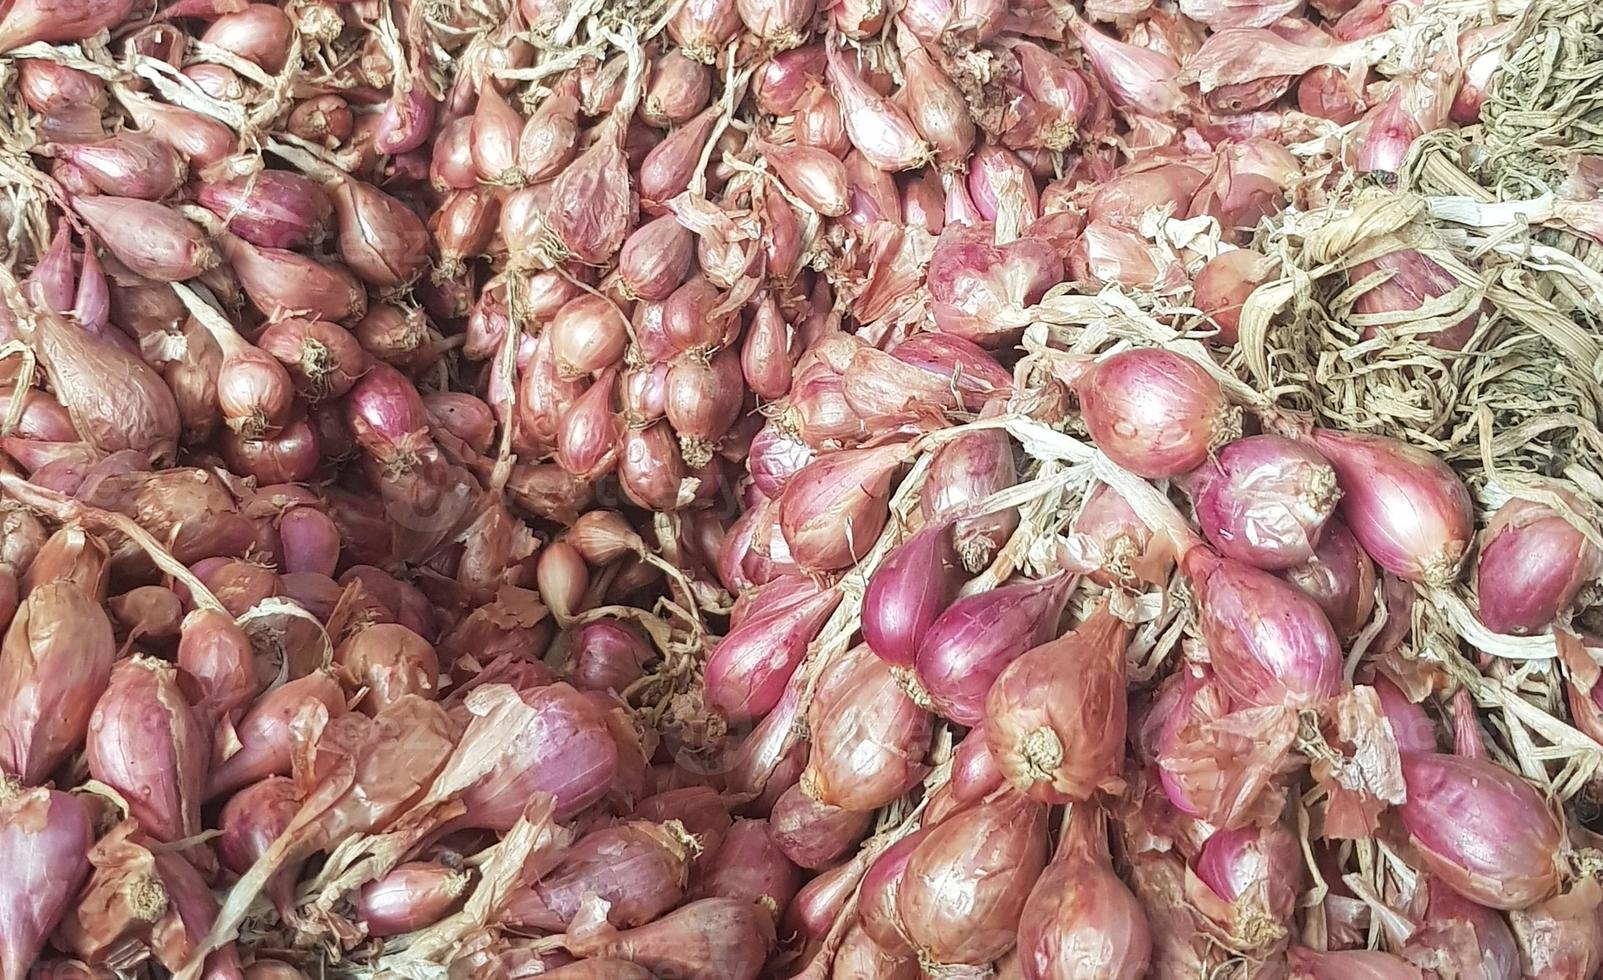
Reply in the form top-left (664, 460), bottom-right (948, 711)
top-left (696, 818), bottom-right (800, 914)
top-left (618, 215), bottom-right (696, 302)
top-left (335, 622), bottom-right (441, 712)
top-left (1017, 807), bottom-right (1151, 980)
top-left (915, 572), bottom-right (1072, 725)
top-left (666, 348), bottom-right (744, 468)
top-left (901, 45), bottom-right (975, 167)
top-left (86, 656), bottom-right (207, 845)
top-left (1078, 349), bottom-right (1239, 479)
top-left (754, 44), bottom-right (825, 112)
top-left (216, 776), bottom-right (302, 920)
top-left (786, 857), bottom-right (864, 942)
top-left (504, 821), bottom-right (691, 931)
top-left (765, 141), bottom-right (849, 217)
top-left (803, 642), bottom-right (931, 810)
top-left (0, 0), bottom-right (135, 51)
top-left (1279, 518), bottom-right (1377, 639)
top-left (1347, 249), bottom-right (1486, 351)
top-left (374, 86), bottom-right (437, 156)
top-left (1183, 548), bottom-right (1344, 709)
top-left (747, 422), bottom-right (813, 499)
top-left (546, 117), bottom-right (633, 265)
top-left (200, 4), bottom-right (293, 72)
top-left (741, 295), bottom-right (794, 401)
top-left (568, 619), bottom-right (652, 694)
top-left (922, 428), bottom-right (1020, 572)
top-left (0, 582), bottom-right (115, 785)
top-left (792, 82), bottom-right (847, 157)
top-left (1307, 429), bottom-right (1474, 587)
top-left (926, 222), bottom-right (1062, 347)
top-left (455, 682), bottom-right (618, 826)
top-left (565, 897), bottom-right (773, 980)
top-left (1194, 249), bottom-right (1275, 346)
top-left (899, 792), bottom-right (1049, 968)
top-left (985, 603), bottom-right (1130, 803)
top-left (666, 0), bottom-right (738, 60)
top-left (1406, 877), bottom-right (1520, 980)
top-left (704, 580), bottom-right (840, 722)
top-left (1508, 879), bottom-right (1603, 980)
top-left (1068, 14), bottom-right (1185, 116)
top-left (1185, 435), bottom-right (1341, 570)
top-left (778, 442), bottom-right (907, 571)
top-left (0, 785), bottom-right (93, 980)
top-left (619, 422), bottom-right (687, 511)
top-left (220, 235), bottom-right (367, 323)
top-left (768, 780), bottom-right (871, 869)
top-left (889, 332), bottom-right (1012, 409)
top-left (862, 521), bottom-right (963, 668)
top-left (1288, 948), bottom-right (1429, 978)
top-left (1397, 752), bottom-right (1563, 911)
top-left (1475, 491), bottom-right (1601, 635)
top-left (356, 861), bottom-right (471, 937)
top-left (205, 670), bottom-right (347, 799)
top-left (1196, 822), bottom-right (1303, 925)
top-left (53, 133), bottom-right (185, 201)
top-left (72, 197), bottom-right (215, 283)
top-left (855, 829), bottom-right (926, 957)
top-left (825, 43), bottom-right (930, 171)
top-left (644, 50), bottom-right (712, 126)
top-left (177, 608), bottom-right (256, 734)
top-left (329, 178), bottom-right (429, 288)
top-left (17, 61), bottom-right (104, 113)
top-left (636, 787), bottom-right (733, 868)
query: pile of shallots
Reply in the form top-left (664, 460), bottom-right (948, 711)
top-left (0, 0), bottom-right (1599, 976)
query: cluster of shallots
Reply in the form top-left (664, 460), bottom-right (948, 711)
top-left (0, 0), bottom-right (1597, 975)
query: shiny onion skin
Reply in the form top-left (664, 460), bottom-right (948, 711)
top-left (778, 442), bottom-right (907, 571)
top-left (1475, 491), bottom-right (1602, 635)
top-left (1287, 948), bottom-right (1428, 979)
top-left (1016, 807), bottom-right (1151, 980)
top-left (205, 671), bottom-right (347, 800)
top-left (1308, 428), bottom-right (1475, 587)
top-left (355, 861), bottom-right (469, 937)
top-left (1278, 518), bottom-right (1377, 640)
top-left (1077, 348), bottom-right (1240, 479)
top-left (768, 781), bottom-right (872, 869)
top-left (1397, 752), bottom-right (1563, 911)
top-left (801, 643), bottom-right (931, 811)
top-left (985, 603), bottom-right (1131, 803)
top-left (857, 828), bottom-right (927, 956)
top-left (926, 222), bottom-right (1062, 348)
top-left (861, 521), bottom-right (963, 668)
top-left (1186, 435), bottom-right (1341, 570)
top-left (1194, 823), bottom-right (1303, 926)
top-left (915, 572), bottom-right (1072, 725)
top-left (216, 777), bottom-right (302, 920)
top-left (898, 792), bottom-right (1049, 968)
top-left (703, 581), bottom-right (840, 722)
top-left (0, 785), bottom-right (94, 980)
top-left (1184, 548), bottom-right (1344, 710)
top-left (921, 428), bottom-right (1021, 573)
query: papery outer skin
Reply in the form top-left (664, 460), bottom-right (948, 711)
top-left (921, 427), bottom-right (1020, 572)
top-left (768, 781), bottom-right (871, 869)
top-left (456, 682), bottom-right (619, 827)
top-left (0, 581), bottom-right (115, 785)
top-left (86, 656), bottom-right (208, 845)
top-left (0, 786), bottom-right (93, 980)
top-left (1188, 435), bottom-right (1341, 570)
top-left (1308, 428), bottom-right (1474, 587)
top-left (1183, 549), bottom-right (1344, 710)
top-left (984, 605), bottom-right (1130, 803)
top-left (1016, 829), bottom-right (1151, 979)
top-left (857, 829), bottom-right (928, 956)
top-left (915, 573), bottom-right (1072, 725)
top-left (802, 644), bottom-right (932, 811)
top-left (1475, 494), bottom-right (1601, 636)
top-left (777, 443), bottom-right (905, 571)
top-left (898, 792), bottom-right (1050, 967)
top-left (1397, 752), bottom-right (1563, 911)
top-left (1288, 948), bottom-right (1428, 978)
top-left (704, 583), bottom-right (840, 722)
top-left (695, 818), bottom-right (800, 913)
top-left (926, 222), bottom-right (1061, 347)
top-left (502, 822), bottom-right (690, 931)
top-left (1077, 348), bottom-right (1235, 479)
top-left (356, 861), bottom-right (469, 937)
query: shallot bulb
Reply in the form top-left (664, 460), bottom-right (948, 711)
top-left (704, 580), bottom-right (840, 722)
top-left (1475, 490), bottom-right (1601, 635)
top-left (985, 603), bottom-right (1131, 803)
top-left (1397, 752), bottom-right (1563, 911)
top-left (862, 521), bottom-right (964, 669)
top-left (1016, 806), bottom-right (1151, 980)
top-left (769, 782), bottom-right (871, 869)
top-left (504, 821), bottom-right (692, 931)
top-left (899, 792), bottom-right (1049, 969)
top-left (356, 861), bottom-right (471, 937)
top-left (1279, 518), bottom-right (1376, 639)
top-left (1308, 429), bottom-right (1474, 587)
top-left (0, 785), bottom-right (94, 980)
top-left (921, 428), bottom-right (1020, 571)
top-left (1077, 348), bottom-right (1240, 479)
top-left (1183, 548), bottom-right (1344, 710)
top-left (1195, 823), bottom-right (1303, 929)
top-left (564, 897), bottom-right (774, 980)
top-left (916, 572), bottom-right (1073, 725)
top-left (779, 442), bottom-right (907, 571)
top-left (802, 643), bottom-right (931, 811)
top-left (1185, 435), bottom-right (1341, 570)
top-left (926, 222), bottom-right (1062, 347)
top-left (1288, 948), bottom-right (1428, 979)
top-left (86, 657), bottom-right (208, 846)
top-left (0, 581), bottom-right (116, 785)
